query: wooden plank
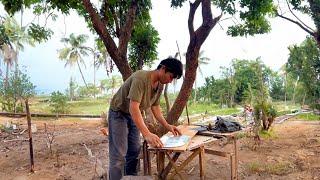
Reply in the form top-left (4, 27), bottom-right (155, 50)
top-left (167, 149), bottom-right (200, 179)
top-left (149, 125), bottom-right (198, 152)
top-left (204, 149), bottom-right (231, 157)
top-left (160, 152), bottom-right (181, 179)
top-left (187, 136), bottom-right (218, 150)
top-left (165, 152), bottom-right (185, 180)
top-left (122, 176), bottom-right (153, 180)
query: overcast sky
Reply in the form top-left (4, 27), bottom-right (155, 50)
top-left (0, 1), bottom-right (312, 94)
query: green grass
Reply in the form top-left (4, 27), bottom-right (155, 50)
top-left (181, 102), bottom-right (240, 116)
top-left (259, 128), bottom-right (278, 139)
top-left (247, 161), bottom-right (292, 175)
top-left (273, 101), bottom-right (300, 111)
top-left (67, 98), bottom-right (108, 115)
top-left (294, 113), bottom-right (320, 121)
top-left (30, 97), bottom-right (108, 115)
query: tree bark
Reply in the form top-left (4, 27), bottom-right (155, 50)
top-left (82, 0), bottom-right (135, 80)
top-left (167, 0), bottom-right (221, 124)
top-left (164, 84), bottom-right (170, 115)
top-left (77, 61), bottom-right (88, 88)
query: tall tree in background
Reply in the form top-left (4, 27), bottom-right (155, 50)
top-left (0, 16), bottom-right (34, 86)
top-left (58, 33), bottom-right (91, 88)
top-left (286, 37), bottom-right (320, 106)
top-left (220, 66), bottom-right (236, 107)
top-left (275, 0), bottom-right (320, 48)
top-left (194, 50), bottom-right (209, 102)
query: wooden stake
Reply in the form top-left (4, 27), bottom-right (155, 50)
top-left (25, 99), bottom-right (34, 173)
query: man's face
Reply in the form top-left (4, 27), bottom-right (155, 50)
top-left (160, 70), bottom-right (175, 84)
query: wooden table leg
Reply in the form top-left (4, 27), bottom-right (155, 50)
top-left (230, 154), bottom-right (236, 179)
top-left (165, 152), bottom-right (184, 180)
top-left (233, 136), bottom-right (238, 180)
top-left (157, 151), bottom-right (165, 178)
top-left (199, 146), bottom-right (205, 180)
top-left (161, 152), bottom-right (180, 179)
top-left (143, 141), bottom-right (151, 175)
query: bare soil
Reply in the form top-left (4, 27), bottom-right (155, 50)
top-left (0, 117), bottom-right (319, 180)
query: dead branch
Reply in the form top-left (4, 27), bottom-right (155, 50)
top-left (44, 123), bottom-right (56, 155)
top-left (83, 143), bottom-right (94, 158)
top-left (3, 138), bottom-right (29, 142)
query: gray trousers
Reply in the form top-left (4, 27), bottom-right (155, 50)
top-left (108, 109), bottom-right (141, 180)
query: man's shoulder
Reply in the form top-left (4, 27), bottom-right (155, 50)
top-left (131, 70), bottom-right (150, 80)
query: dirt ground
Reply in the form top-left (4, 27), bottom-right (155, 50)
top-left (0, 116), bottom-right (319, 180)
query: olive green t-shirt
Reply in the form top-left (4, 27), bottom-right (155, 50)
top-left (110, 70), bottom-right (163, 113)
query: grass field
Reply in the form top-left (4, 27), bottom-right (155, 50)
top-left (23, 97), bottom-right (320, 121)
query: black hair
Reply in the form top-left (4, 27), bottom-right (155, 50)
top-left (157, 57), bottom-right (183, 79)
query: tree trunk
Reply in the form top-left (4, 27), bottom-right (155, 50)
top-left (5, 62), bottom-right (9, 88)
top-left (194, 77), bottom-right (197, 103)
top-left (77, 61), bottom-right (88, 88)
top-left (164, 84), bottom-right (170, 115)
top-left (82, 0), bottom-right (136, 81)
top-left (167, 0), bottom-right (221, 124)
top-left (292, 76), bottom-right (299, 104)
top-left (93, 54), bottom-right (96, 98)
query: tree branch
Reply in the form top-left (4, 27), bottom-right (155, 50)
top-left (118, 0), bottom-right (137, 55)
top-left (82, 0), bottom-right (132, 80)
top-left (276, 12), bottom-right (315, 36)
top-left (188, 0), bottom-right (201, 37)
top-left (194, 0), bottom-right (222, 48)
top-left (285, 0), bottom-right (314, 32)
top-left (110, 7), bottom-right (120, 37)
top-left (100, 1), bottom-right (108, 25)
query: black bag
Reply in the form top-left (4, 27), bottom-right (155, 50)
top-left (212, 116), bottom-right (242, 133)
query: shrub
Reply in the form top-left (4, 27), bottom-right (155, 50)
top-left (49, 91), bottom-right (69, 113)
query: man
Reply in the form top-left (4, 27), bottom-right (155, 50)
top-left (108, 57), bottom-right (183, 179)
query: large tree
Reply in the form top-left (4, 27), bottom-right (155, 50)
top-left (275, 0), bottom-right (320, 48)
top-left (286, 36), bottom-right (320, 106)
top-left (1, 0), bottom-right (275, 124)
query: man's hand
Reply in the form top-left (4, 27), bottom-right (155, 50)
top-left (166, 124), bottom-right (182, 136)
top-left (144, 132), bottom-right (163, 148)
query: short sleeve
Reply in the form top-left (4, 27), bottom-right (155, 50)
top-left (127, 77), bottom-right (144, 103)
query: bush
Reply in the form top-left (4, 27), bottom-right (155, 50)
top-left (0, 69), bottom-right (35, 112)
top-left (49, 91), bottom-right (69, 113)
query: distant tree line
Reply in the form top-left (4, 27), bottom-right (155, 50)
top-left (192, 37), bottom-right (320, 111)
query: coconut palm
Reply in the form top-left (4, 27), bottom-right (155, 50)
top-left (0, 16), bottom-right (33, 86)
top-left (58, 33), bottom-right (92, 88)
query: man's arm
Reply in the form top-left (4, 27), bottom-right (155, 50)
top-left (151, 105), bottom-right (181, 136)
top-left (129, 100), bottom-right (163, 147)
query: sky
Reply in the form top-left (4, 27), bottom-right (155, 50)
top-left (0, 1), bottom-right (313, 94)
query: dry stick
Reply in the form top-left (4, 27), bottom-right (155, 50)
top-left (176, 40), bottom-right (190, 125)
top-left (3, 138), bottom-right (29, 142)
top-left (25, 99), bottom-right (34, 173)
top-left (44, 123), bottom-right (56, 155)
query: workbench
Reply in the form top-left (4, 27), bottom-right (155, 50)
top-left (142, 125), bottom-right (243, 180)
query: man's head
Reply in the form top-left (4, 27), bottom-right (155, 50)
top-left (157, 58), bottom-right (183, 83)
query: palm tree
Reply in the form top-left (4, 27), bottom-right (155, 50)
top-left (58, 33), bottom-right (92, 88)
top-left (0, 16), bottom-right (33, 87)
